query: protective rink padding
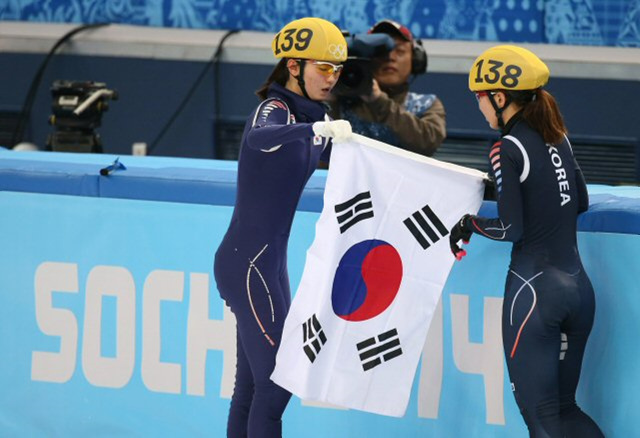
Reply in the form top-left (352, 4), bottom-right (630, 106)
top-left (2, 150), bottom-right (638, 233)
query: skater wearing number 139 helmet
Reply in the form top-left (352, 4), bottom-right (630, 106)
top-left (449, 45), bottom-right (605, 437)
top-left (213, 17), bottom-right (351, 438)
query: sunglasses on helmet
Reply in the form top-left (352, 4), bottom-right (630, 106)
top-left (310, 60), bottom-right (344, 76)
top-left (475, 91), bottom-right (498, 101)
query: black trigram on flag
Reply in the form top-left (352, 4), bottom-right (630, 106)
top-left (356, 328), bottom-right (403, 371)
top-left (403, 204), bottom-right (449, 249)
top-left (302, 314), bottom-right (327, 363)
top-left (334, 191), bottom-right (374, 233)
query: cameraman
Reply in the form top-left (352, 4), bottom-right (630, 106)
top-left (329, 19), bottom-right (446, 156)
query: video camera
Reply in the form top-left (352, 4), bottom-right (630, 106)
top-left (46, 80), bottom-right (118, 153)
top-left (332, 33), bottom-right (395, 98)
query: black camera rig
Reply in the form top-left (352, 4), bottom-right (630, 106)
top-left (332, 33), bottom-right (395, 98)
top-left (47, 80), bottom-right (118, 153)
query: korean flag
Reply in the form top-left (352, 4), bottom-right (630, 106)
top-left (272, 134), bottom-right (485, 416)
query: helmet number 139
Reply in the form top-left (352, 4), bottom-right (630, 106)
top-left (274, 28), bottom-right (314, 56)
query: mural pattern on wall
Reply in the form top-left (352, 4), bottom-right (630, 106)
top-left (0, 0), bottom-right (638, 47)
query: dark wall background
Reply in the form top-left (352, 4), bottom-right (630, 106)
top-left (1, 52), bottom-right (638, 181)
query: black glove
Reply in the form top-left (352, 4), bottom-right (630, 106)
top-left (449, 214), bottom-right (473, 261)
top-left (483, 175), bottom-right (497, 201)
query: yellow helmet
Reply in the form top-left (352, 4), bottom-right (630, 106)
top-left (272, 17), bottom-right (347, 63)
top-left (469, 45), bottom-right (549, 92)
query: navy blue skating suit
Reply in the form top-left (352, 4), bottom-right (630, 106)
top-left (468, 113), bottom-right (603, 437)
top-left (214, 82), bottom-right (330, 438)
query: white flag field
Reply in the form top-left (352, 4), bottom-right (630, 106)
top-left (271, 134), bottom-right (486, 417)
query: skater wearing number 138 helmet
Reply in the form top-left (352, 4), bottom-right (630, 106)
top-left (213, 17), bottom-right (351, 438)
top-left (449, 45), bottom-right (604, 437)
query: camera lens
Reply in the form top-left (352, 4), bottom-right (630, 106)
top-left (334, 59), bottom-right (374, 97)
top-left (340, 63), bottom-right (365, 88)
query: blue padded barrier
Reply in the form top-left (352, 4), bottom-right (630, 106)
top-left (1, 149), bottom-right (639, 437)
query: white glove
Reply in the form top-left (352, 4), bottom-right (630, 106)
top-left (312, 120), bottom-right (353, 143)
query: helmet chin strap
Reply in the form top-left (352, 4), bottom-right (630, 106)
top-left (294, 60), bottom-right (312, 100)
top-left (487, 92), bottom-right (511, 130)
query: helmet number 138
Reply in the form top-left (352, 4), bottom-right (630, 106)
top-left (474, 59), bottom-right (523, 88)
